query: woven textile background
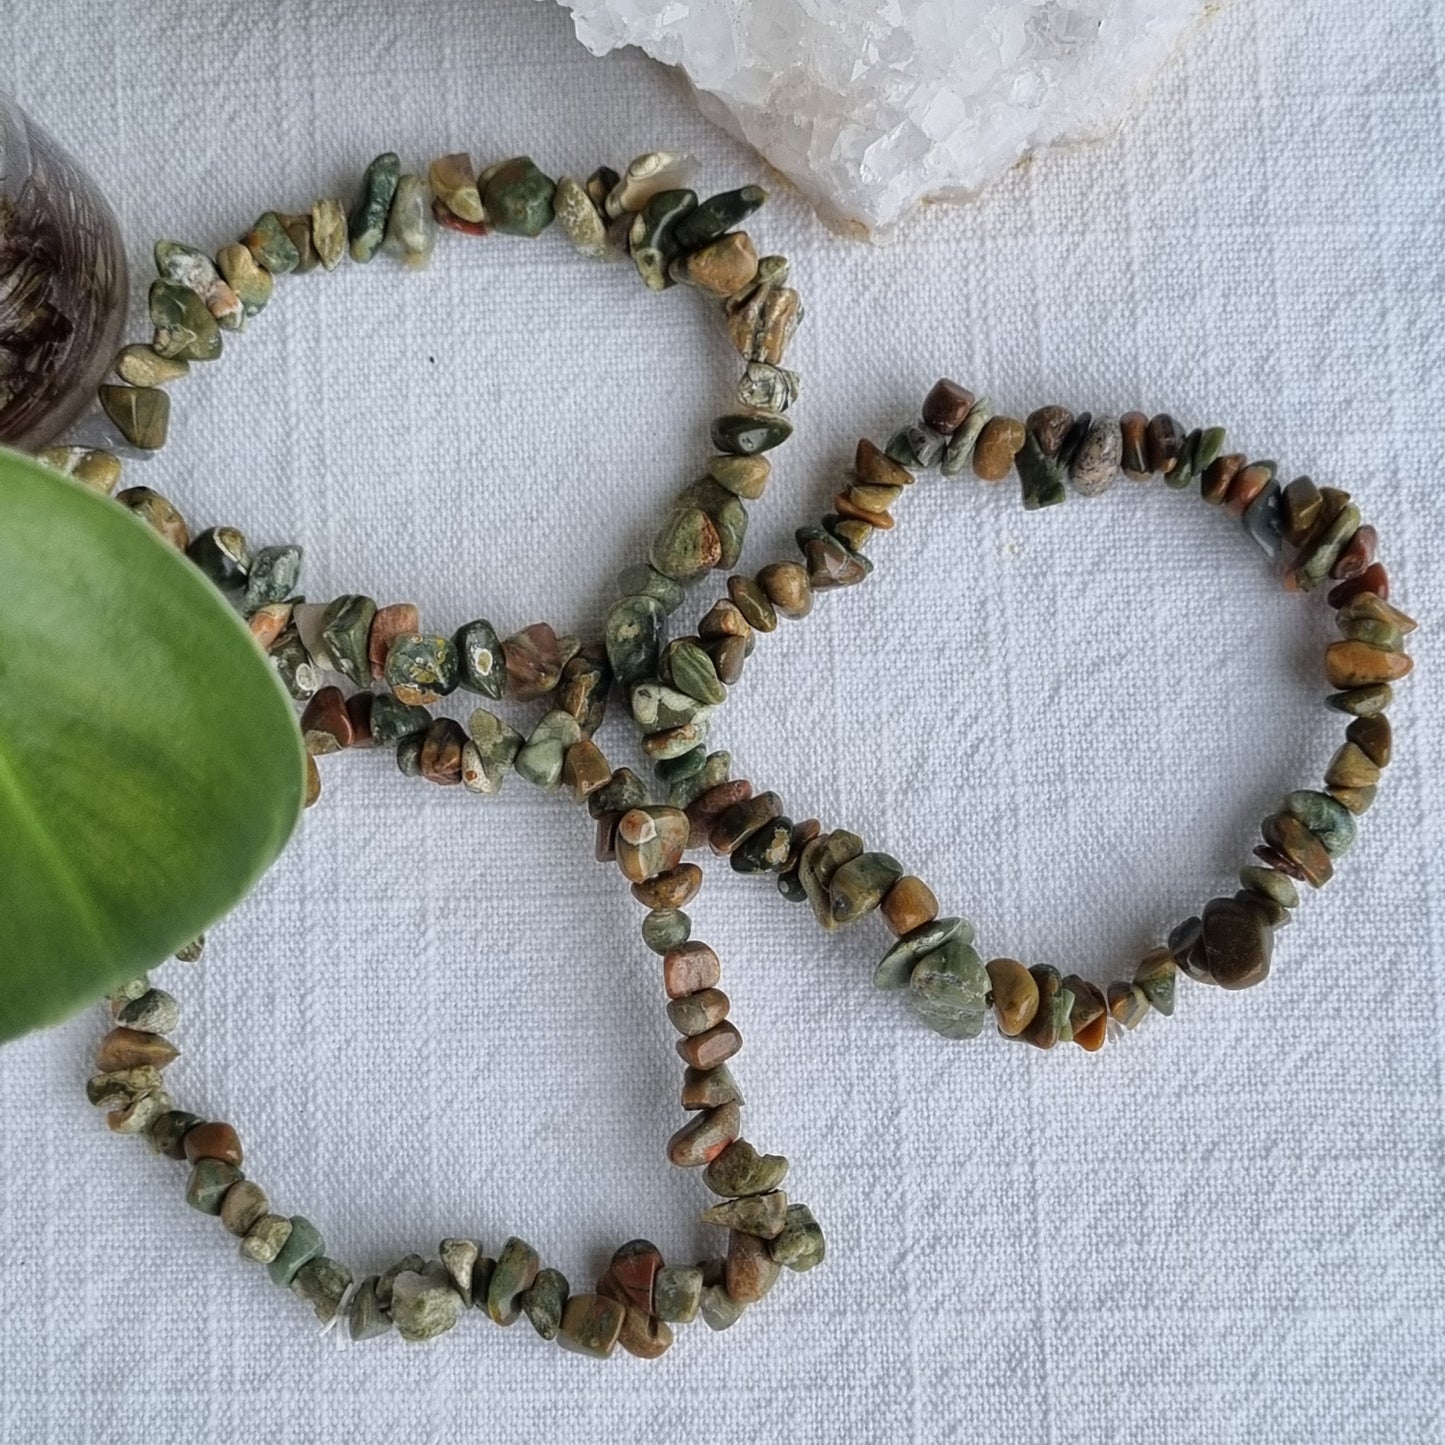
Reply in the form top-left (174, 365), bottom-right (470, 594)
top-left (3, 2), bottom-right (1442, 1441)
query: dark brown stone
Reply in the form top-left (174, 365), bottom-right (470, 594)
top-left (183, 1121), bottom-right (243, 1167)
top-left (1120, 411), bottom-right (1150, 479)
top-left (921, 378), bottom-right (975, 434)
top-left (1145, 413), bottom-right (1185, 474)
top-left (1261, 813), bottom-right (1334, 888)
top-left (419, 718), bottom-right (466, 785)
top-left (1199, 895), bottom-right (1274, 990)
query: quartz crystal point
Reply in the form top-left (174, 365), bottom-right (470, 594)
top-left (552, 0), bottom-right (1210, 236)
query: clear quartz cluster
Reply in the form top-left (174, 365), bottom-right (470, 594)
top-left (552, 0), bottom-right (1210, 236)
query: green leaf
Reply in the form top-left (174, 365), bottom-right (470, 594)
top-left (0, 446), bottom-right (304, 1041)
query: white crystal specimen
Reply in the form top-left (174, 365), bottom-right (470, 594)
top-left (552, 0), bottom-right (1211, 236)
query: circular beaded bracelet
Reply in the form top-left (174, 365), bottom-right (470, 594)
top-left (67, 146), bottom-right (824, 1355)
top-left (54, 143), bottom-right (1416, 1351)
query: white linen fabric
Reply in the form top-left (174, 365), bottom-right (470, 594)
top-left (2, 2), bottom-right (1442, 1442)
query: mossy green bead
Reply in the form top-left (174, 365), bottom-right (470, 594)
top-left (482, 157), bottom-right (556, 238)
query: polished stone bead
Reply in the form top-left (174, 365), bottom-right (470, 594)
top-left (558, 647), bottom-right (612, 737)
top-left (558, 1294), bottom-right (626, 1358)
top-left (769, 1203), bottom-right (825, 1272)
top-left (654, 747), bottom-right (708, 790)
top-left (141, 1105), bottom-right (200, 1159)
top-left (1240, 865), bottom-right (1300, 911)
top-left (436, 1238), bottom-right (480, 1308)
top-left (589, 767), bottom-right (650, 819)
top-left (726, 1230), bottom-right (781, 1304)
top-left (1325, 683), bottom-right (1393, 717)
top-left (419, 718), bottom-right (466, 786)
top-left (1067, 415), bottom-right (1121, 496)
top-left (369, 694), bottom-right (430, 748)
top-left (607, 153), bottom-right (695, 216)
top-left (1285, 789), bottom-right (1356, 856)
top-left (617, 806), bottom-right (690, 882)
top-left (798, 526), bottom-right (872, 589)
top-left (673, 231), bottom-right (758, 295)
top-left (1242, 481), bottom-right (1284, 557)
top-left (1261, 812), bottom-right (1334, 887)
top-left (1337, 617), bottom-right (1404, 652)
top-left (667, 988), bottom-right (730, 1038)
top-left (682, 1063), bottom-right (743, 1112)
top-left (705, 1140), bottom-right (788, 1198)
top-left (676, 1021), bottom-right (743, 1071)
top-left (150, 279), bottom-right (222, 362)
top-left (666, 638), bottom-right (728, 706)
top-left (268, 1216), bottom-right (323, 1287)
top-left (241, 545), bottom-right (302, 614)
top-left (116, 486), bottom-right (189, 549)
top-left (702, 1190), bottom-right (789, 1240)
top-left (1325, 641), bottom-right (1413, 688)
top-left (550, 174), bottom-right (611, 257)
top-left (1145, 414), bottom-right (1185, 474)
top-left (699, 1282), bottom-right (744, 1331)
top-left (972, 415), bottom-right (1026, 482)
top-left (308, 197), bottom-right (347, 271)
top-left (350, 153), bottom-right (402, 262)
top-left (96, 1027), bottom-right (179, 1072)
top-left (454, 619), bottom-right (506, 698)
top-left (429, 152), bottom-right (484, 223)
top-left (737, 360), bottom-right (799, 414)
top-left (98, 384), bottom-right (169, 451)
top-left (219, 1179), bottom-right (269, 1236)
top-left (673, 185), bottom-right (766, 251)
top-left (116, 987), bottom-right (179, 1035)
top-left (829, 851), bottom-right (904, 925)
top-left (1109, 980), bottom-right (1152, 1029)
top-left (985, 957), bottom-right (1039, 1036)
top-left (241, 212), bottom-right (299, 273)
top-left (917, 379), bottom-right (972, 435)
top-left (710, 791), bottom-right (782, 855)
top-left (240, 1214), bottom-right (293, 1265)
top-left (318, 595), bottom-right (375, 687)
top-left (874, 916), bottom-right (972, 990)
top-left (1331, 523), bottom-right (1378, 580)
top-left (608, 1240), bottom-right (663, 1315)
top-left (1117, 411), bottom-right (1149, 478)
top-left (364, 603), bottom-right (419, 681)
top-left (486, 1237), bottom-right (541, 1326)
top-left (939, 397), bottom-right (995, 477)
top-left (908, 935), bottom-right (989, 1038)
top-left (756, 560), bottom-right (813, 619)
top-left (710, 454), bottom-right (772, 502)
top-left (663, 940), bottom-right (721, 999)
top-left (384, 633), bottom-right (459, 705)
top-left (708, 633), bottom-right (749, 685)
top-left (291, 1257), bottom-right (353, 1325)
top-left (562, 739), bottom-right (611, 802)
top-left (462, 709), bottom-right (524, 793)
top-left (1133, 947), bottom-right (1177, 1016)
top-left (37, 444), bottom-right (124, 493)
top-left (1291, 501), bottom-right (1363, 591)
top-left (215, 242), bottom-right (273, 317)
top-left (712, 409), bottom-right (793, 456)
top-left (1063, 976), bottom-right (1108, 1051)
top-left (186, 1159), bottom-right (243, 1214)
top-left (1022, 966), bottom-right (1072, 1049)
top-left (1336, 592), bottom-right (1416, 635)
top-left (630, 187), bottom-right (698, 288)
top-left (1277, 475), bottom-right (1322, 544)
top-left (1199, 895), bottom-right (1273, 990)
top-left (1347, 714), bottom-right (1391, 768)
top-left (731, 817), bottom-right (793, 874)
top-left (519, 1267), bottom-right (569, 1340)
top-left (1324, 742), bottom-right (1381, 791)
top-left (392, 1267), bottom-right (464, 1342)
top-left (186, 526), bottom-right (250, 592)
top-left (643, 908), bottom-right (691, 954)
top-left (667, 1100), bottom-right (741, 1166)
top-left (878, 876), bottom-right (938, 937)
top-left (797, 829), bottom-right (864, 931)
top-left (183, 1121), bottom-right (242, 1167)
top-left (1016, 429), bottom-right (1067, 510)
top-left (631, 681), bottom-right (713, 732)
top-left (653, 1266), bottom-right (704, 1324)
top-left (375, 1255), bottom-right (428, 1313)
top-left (725, 281), bottom-right (801, 364)
top-left (1328, 563), bottom-right (1392, 608)
top-left (276, 212), bottom-right (317, 274)
top-left (513, 710), bottom-right (581, 790)
top-left (502, 622), bottom-right (574, 699)
top-left (1329, 784), bottom-right (1377, 815)
top-left (650, 508), bottom-right (722, 582)
top-left (482, 156), bottom-right (555, 237)
top-left (346, 1276), bottom-right (392, 1341)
